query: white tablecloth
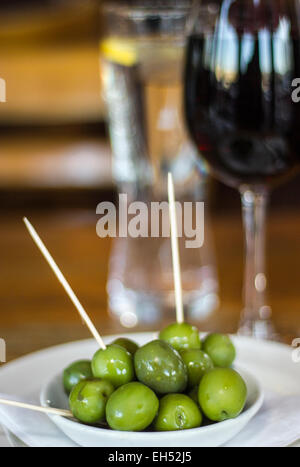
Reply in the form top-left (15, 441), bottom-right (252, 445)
top-left (0, 427), bottom-right (11, 447)
top-left (0, 425), bottom-right (299, 448)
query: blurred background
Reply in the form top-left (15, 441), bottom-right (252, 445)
top-left (0, 0), bottom-right (110, 206)
top-left (1, 0), bottom-right (299, 208)
top-left (0, 0), bottom-right (299, 360)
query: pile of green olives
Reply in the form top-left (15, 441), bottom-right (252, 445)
top-left (62, 328), bottom-right (247, 432)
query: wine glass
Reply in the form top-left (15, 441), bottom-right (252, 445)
top-left (184, 0), bottom-right (300, 339)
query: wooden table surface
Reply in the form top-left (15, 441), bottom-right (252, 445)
top-left (0, 208), bottom-right (299, 362)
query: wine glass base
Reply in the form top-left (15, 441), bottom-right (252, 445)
top-left (237, 317), bottom-right (280, 341)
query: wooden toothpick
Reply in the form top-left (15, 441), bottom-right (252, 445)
top-left (0, 398), bottom-right (73, 418)
top-left (168, 173), bottom-right (184, 324)
top-left (23, 217), bottom-right (106, 350)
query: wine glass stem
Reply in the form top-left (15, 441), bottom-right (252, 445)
top-left (239, 186), bottom-right (275, 339)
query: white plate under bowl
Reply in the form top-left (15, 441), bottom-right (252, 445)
top-left (0, 333), bottom-right (299, 447)
top-left (40, 333), bottom-right (264, 447)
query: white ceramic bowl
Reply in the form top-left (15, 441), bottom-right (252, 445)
top-left (40, 334), bottom-right (264, 447)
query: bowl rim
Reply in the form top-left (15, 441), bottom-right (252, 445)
top-left (40, 364), bottom-right (264, 439)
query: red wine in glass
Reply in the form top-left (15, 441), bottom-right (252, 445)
top-left (184, 0), bottom-right (300, 338)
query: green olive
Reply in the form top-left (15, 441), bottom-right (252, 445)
top-left (159, 323), bottom-right (201, 352)
top-left (69, 379), bottom-right (114, 424)
top-left (180, 349), bottom-right (214, 388)
top-left (202, 333), bottom-right (236, 368)
top-left (154, 394), bottom-right (202, 431)
top-left (91, 344), bottom-right (135, 388)
top-left (63, 360), bottom-right (93, 395)
top-left (111, 337), bottom-right (139, 355)
top-left (188, 386), bottom-right (199, 405)
top-left (134, 340), bottom-right (188, 394)
top-left (106, 382), bottom-right (159, 431)
top-left (198, 368), bottom-right (247, 422)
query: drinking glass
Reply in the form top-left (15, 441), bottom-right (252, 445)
top-left (184, 0), bottom-right (300, 338)
top-left (100, 0), bottom-right (219, 327)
